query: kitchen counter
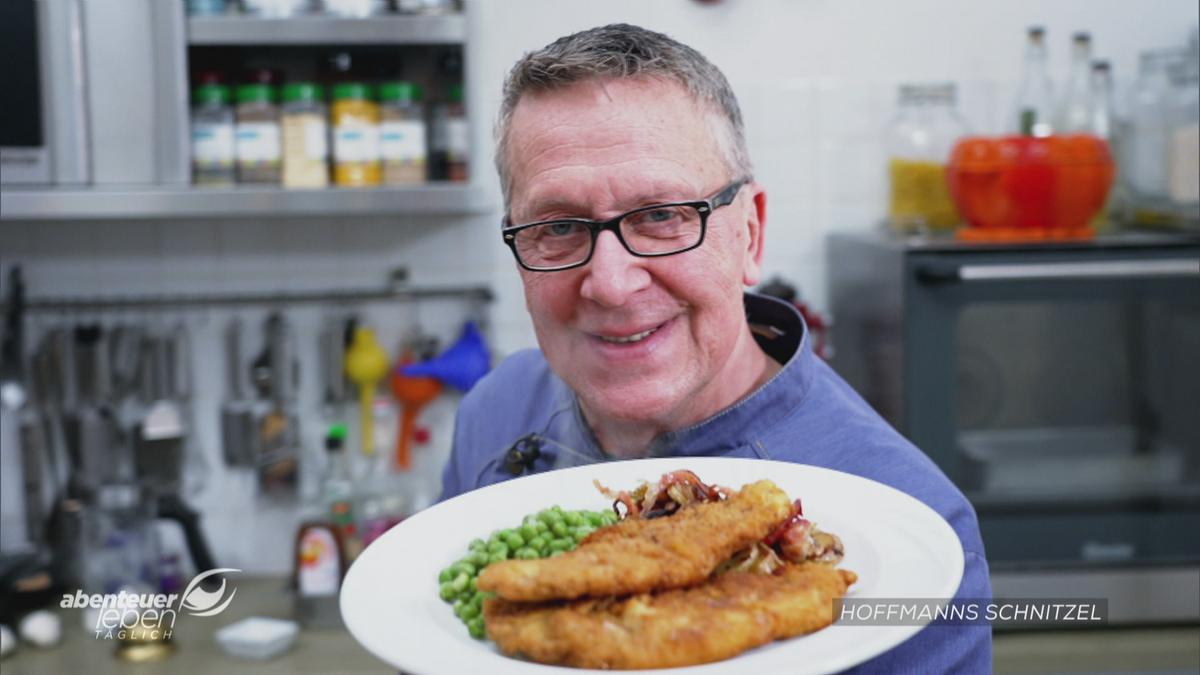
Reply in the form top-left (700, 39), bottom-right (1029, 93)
top-left (0, 576), bottom-right (393, 675)
top-left (2, 576), bottom-right (1196, 674)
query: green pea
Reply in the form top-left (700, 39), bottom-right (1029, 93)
top-left (450, 560), bottom-right (475, 577)
top-left (535, 520), bottom-right (550, 534)
top-left (585, 512), bottom-right (605, 527)
top-left (438, 567), bottom-right (454, 584)
top-left (504, 531), bottom-right (525, 549)
top-left (529, 536), bottom-right (549, 554)
top-left (468, 538), bottom-right (487, 552)
top-left (467, 616), bottom-right (486, 639)
top-left (468, 577), bottom-right (477, 593)
top-left (451, 572), bottom-right (470, 593)
top-left (573, 525), bottom-right (595, 541)
top-left (487, 551), bottom-right (507, 565)
top-left (549, 550), bottom-right (565, 557)
top-left (551, 505), bottom-right (564, 514)
top-left (564, 511), bottom-right (584, 527)
top-left (551, 521), bottom-right (570, 538)
top-left (460, 601), bottom-right (481, 620)
top-left (487, 539), bottom-right (508, 555)
top-left (519, 523), bottom-right (540, 541)
top-left (452, 598), bottom-right (466, 617)
top-left (515, 547), bottom-right (538, 560)
top-left (466, 550), bottom-right (489, 567)
top-left (439, 582), bottom-right (457, 600)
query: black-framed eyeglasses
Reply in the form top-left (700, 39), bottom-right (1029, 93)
top-left (501, 181), bottom-right (746, 272)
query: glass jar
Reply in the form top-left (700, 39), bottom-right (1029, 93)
top-left (885, 83), bottom-right (969, 232)
top-left (332, 83), bottom-right (381, 187)
top-left (430, 84), bottom-right (468, 182)
top-left (1167, 57), bottom-right (1199, 213)
top-left (1125, 49), bottom-right (1178, 204)
top-left (379, 82), bottom-right (427, 185)
top-left (190, 84), bottom-right (236, 186)
top-left (281, 83), bottom-right (330, 189)
top-left (235, 83), bottom-right (282, 184)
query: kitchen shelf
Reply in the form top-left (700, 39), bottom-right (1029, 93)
top-left (0, 183), bottom-right (490, 220)
top-left (187, 14), bottom-right (466, 45)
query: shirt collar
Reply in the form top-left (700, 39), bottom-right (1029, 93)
top-left (558, 292), bottom-right (816, 461)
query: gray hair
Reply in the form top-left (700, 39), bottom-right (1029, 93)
top-left (494, 23), bottom-right (754, 208)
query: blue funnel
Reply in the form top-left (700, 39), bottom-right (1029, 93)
top-left (400, 321), bottom-right (490, 392)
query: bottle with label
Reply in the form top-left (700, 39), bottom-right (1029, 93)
top-left (235, 84), bottom-right (282, 184)
top-left (320, 424), bottom-right (360, 560)
top-left (430, 84), bottom-right (468, 181)
top-left (332, 83), bottom-right (381, 187)
top-left (1057, 32), bottom-right (1093, 133)
top-left (1012, 26), bottom-right (1055, 137)
top-left (281, 83), bottom-right (330, 189)
top-left (380, 82), bottom-right (427, 185)
top-left (885, 83), bottom-right (968, 232)
top-left (191, 84), bottom-right (236, 186)
top-left (293, 522), bottom-right (345, 628)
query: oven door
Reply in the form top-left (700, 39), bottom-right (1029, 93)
top-left (904, 244), bottom-right (1200, 569)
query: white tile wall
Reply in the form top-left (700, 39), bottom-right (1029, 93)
top-left (2, 0), bottom-right (1195, 570)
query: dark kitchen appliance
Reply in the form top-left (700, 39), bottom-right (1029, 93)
top-left (828, 230), bottom-right (1200, 623)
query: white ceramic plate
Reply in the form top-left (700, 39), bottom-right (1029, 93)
top-left (341, 457), bottom-right (965, 675)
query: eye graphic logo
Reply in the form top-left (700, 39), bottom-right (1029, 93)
top-left (179, 568), bottom-right (241, 617)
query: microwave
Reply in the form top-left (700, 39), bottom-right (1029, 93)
top-left (0, 0), bottom-right (189, 187)
top-left (828, 230), bottom-right (1200, 622)
top-left (0, 0), bottom-right (89, 185)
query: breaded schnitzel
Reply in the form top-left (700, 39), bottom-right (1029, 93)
top-left (477, 479), bottom-right (793, 602)
top-left (483, 562), bottom-right (858, 669)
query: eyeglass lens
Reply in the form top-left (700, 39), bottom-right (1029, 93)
top-left (513, 204), bottom-right (704, 269)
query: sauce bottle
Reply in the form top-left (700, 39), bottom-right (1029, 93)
top-left (332, 83), bottom-right (381, 187)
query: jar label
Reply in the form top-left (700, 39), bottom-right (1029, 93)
top-left (235, 122), bottom-right (282, 163)
top-left (305, 119), bottom-right (329, 160)
top-left (446, 118), bottom-right (469, 160)
top-left (192, 123), bottom-right (235, 165)
top-left (380, 120), bottom-right (427, 162)
top-left (334, 124), bottom-right (381, 163)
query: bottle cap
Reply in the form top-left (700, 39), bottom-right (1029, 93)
top-left (379, 81), bottom-right (422, 103)
top-left (326, 423), bottom-right (348, 451)
top-left (193, 84), bottom-right (231, 105)
top-left (333, 82), bottom-right (373, 101)
top-left (283, 83), bottom-right (324, 103)
top-left (236, 83), bottom-right (274, 104)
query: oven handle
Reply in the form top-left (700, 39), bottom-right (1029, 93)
top-left (915, 259), bottom-right (1200, 284)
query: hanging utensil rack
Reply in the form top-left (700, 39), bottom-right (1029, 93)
top-left (2, 283), bottom-right (493, 313)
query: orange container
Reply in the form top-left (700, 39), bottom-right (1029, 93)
top-left (945, 134), bottom-right (1115, 241)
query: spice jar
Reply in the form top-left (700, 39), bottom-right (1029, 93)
top-left (430, 84), bottom-right (468, 181)
top-left (885, 83), bottom-right (969, 232)
top-left (235, 84), bottom-right (282, 184)
top-left (332, 83), bottom-right (381, 187)
top-left (379, 82), bottom-right (427, 185)
top-left (281, 83), bottom-right (330, 189)
top-left (191, 84), bottom-right (236, 186)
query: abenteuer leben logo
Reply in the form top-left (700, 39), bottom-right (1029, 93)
top-left (61, 568), bottom-right (240, 640)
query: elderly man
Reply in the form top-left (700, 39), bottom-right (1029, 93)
top-left (440, 23), bottom-right (991, 672)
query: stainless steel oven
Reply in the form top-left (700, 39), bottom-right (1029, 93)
top-left (828, 231), bottom-right (1200, 623)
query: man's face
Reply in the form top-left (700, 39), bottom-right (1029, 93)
top-left (506, 77), bottom-right (766, 432)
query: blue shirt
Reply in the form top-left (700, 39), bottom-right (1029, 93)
top-left (440, 293), bottom-right (992, 674)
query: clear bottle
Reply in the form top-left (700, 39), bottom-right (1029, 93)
top-left (281, 83), bottom-right (330, 189)
top-left (190, 84), bottom-right (236, 186)
top-left (1125, 50), bottom-right (1178, 203)
top-left (380, 82), bottom-right (427, 185)
top-left (885, 83), bottom-right (969, 232)
top-left (1167, 57), bottom-right (1199, 212)
top-left (1058, 32), bottom-right (1093, 133)
top-left (1012, 26), bottom-right (1055, 137)
top-left (430, 84), bottom-right (468, 181)
top-left (235, 84), bottom-right (282, 184)
top-left (1088, 61), bottom-right (1115, 142)
top-left (332, 82), bottom-right (381, 187)
top-left (320, 424), bottom-right (360, 559)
